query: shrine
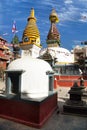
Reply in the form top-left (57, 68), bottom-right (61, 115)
top-left (63, 81), bottom-right (87, 115)
top-left (0, 8), bottom-right (58, 128)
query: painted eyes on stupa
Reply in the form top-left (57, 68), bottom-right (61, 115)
top-left (24, 37), bottom-right (29, 42)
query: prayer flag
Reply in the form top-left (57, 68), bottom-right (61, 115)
top-left (12, 21), bottom-right (16, 33)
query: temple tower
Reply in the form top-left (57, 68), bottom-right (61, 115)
top-left (20, 8), bottom-right (41, 58)
top-left (47, 9), bottom-right (60, 47)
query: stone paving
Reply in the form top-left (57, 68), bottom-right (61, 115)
top-left (0, 81), bottom-right (87, 130)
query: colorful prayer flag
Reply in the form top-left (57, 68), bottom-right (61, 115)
top-left (12, 21), bottom-right (16, 33)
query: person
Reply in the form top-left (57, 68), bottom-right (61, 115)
top-left (80, 77), bottom-right (84, 86)
top-left (79, 68), bottom-right (82, 75)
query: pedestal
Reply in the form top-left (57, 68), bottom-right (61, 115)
top-left (63, 100), bottom-right (87, 116)
top-left (0, 92), bottom-right (57, 128)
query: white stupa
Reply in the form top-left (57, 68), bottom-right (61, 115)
top-left (1, 9), bottom-right (58, 128)
top-left (40, 47), bottom-right (74, 64)
top-left (39, 9), bottom-right (74, 65)
top-left (7, 56), bottom-right (53, 99)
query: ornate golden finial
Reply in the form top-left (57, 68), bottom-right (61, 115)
top-left (49, 9), bottom-right (59, 23)
top-left (30, 8), bottom-right (34, 17)
top-left (28, 8), bottom-right (36, 21)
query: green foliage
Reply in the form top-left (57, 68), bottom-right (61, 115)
top-left (11, 34), bottom-right (19, 44)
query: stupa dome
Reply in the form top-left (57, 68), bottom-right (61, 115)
top-left (40, 47), bottom-right (74, 64)
top-left (7, 56), bottom-right (53, 99)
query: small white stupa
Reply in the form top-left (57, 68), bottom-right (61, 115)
top-left (6, 56), bottom-right (53, 99)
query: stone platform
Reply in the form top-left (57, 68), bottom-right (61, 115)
top-left (63, 99), bottom-right (87, 116)
top-left (0, 92), bottom-right (58, 128)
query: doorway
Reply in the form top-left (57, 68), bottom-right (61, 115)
top-left (49, 76), bottom-right (54, 91)
top-left (7, 72), bottom-right (21, 94)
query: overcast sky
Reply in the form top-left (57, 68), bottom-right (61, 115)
top-left (0, 0), bottom-right (87, 50)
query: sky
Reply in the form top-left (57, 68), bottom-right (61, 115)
top-left (0, 0), bottom-right (87, 50)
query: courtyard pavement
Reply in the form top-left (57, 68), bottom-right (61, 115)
top-left (0, 81), bottom-right (87, 130)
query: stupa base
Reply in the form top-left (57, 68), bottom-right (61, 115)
top-left (0, 92), bottom-right (57, 128)
top-left (63, 100), bottom-right (87, 116)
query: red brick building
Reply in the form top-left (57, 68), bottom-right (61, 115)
top-left (0, 37), bottom-right (13, 79)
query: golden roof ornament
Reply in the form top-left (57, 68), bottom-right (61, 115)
top-left (27, 8), bottom-right (36, 21)
top-left (49, 9), bottom-right (59, 23)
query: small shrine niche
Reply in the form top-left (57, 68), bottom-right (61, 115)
top-left (5, 70), bottom-right (24, 96)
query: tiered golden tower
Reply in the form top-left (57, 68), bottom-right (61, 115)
top-left (20, 8), bottom-right (41, 58)
top-left (21, 8), bottom-right (41, 49)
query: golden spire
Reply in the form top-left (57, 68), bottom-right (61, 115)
top-left (22, 8), bottom-right (40, 47)
top-left (49, 9), bottom-right (59, 23)
top-left (28, 8), bottom-right (36, 21)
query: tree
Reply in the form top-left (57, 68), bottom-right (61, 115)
top-left (11, 34), bottom-right (19, 44)
top-left (11, 34), bottom-right (20, 59)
